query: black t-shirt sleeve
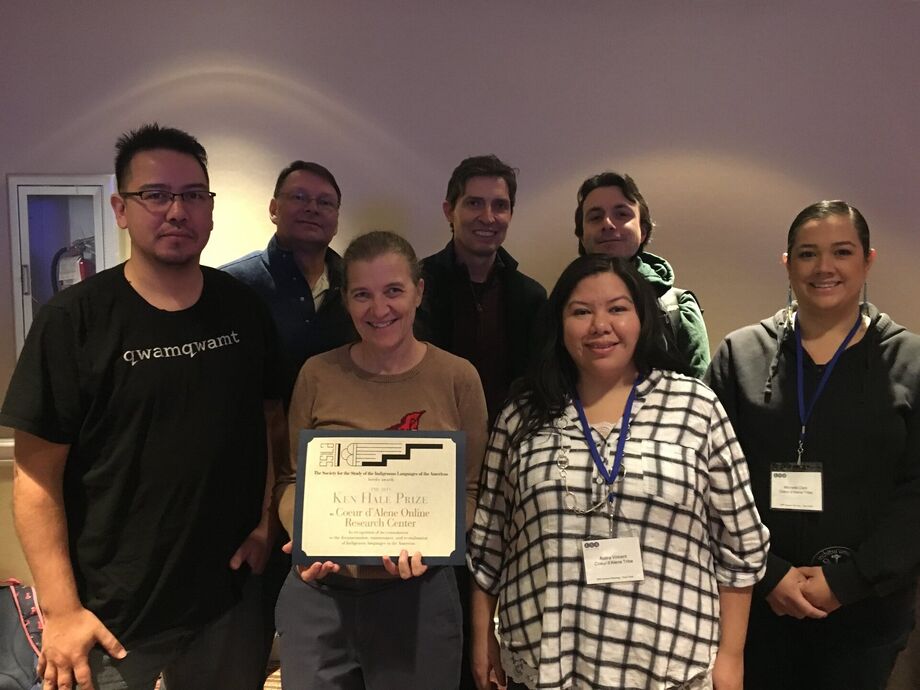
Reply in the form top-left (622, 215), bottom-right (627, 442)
top-left (0, 304), bottom-right (83, 443)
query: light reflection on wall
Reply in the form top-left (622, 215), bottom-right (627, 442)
top-left (202, 135), bottom-right (277, 268)
top-left (26, 59), bottom-right (444, 268)
top-left (15, 60), bottom-right (919, 337)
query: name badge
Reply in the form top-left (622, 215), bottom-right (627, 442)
top-left (582, 537), bottom-right (644, 585)
top-left (770, 463), bottom-right (823, 511)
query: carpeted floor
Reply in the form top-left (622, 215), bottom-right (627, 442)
top-left (263, 662), bottom-right (281, 689)
top-left (153, 664), bottom-right (282, 689)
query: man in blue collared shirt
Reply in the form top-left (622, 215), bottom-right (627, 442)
top-left (221, 161), bottom-right (354, 682)
top-left (223, 161), bottom-right (354, 406)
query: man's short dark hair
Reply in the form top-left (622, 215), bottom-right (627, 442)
top-left (273, 161), bottom-right (341, 202)
top-left (115, 123), bottom-right (208, 191)
top-left (444, 155), bottom-right (518, 212)
top-left (574, 172), bottom-right (654, 256)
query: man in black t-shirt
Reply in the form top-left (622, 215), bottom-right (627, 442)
top-left (0, 124), bottom-right (282, 690)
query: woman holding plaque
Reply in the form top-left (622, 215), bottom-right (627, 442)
top-left (274, 230), bottom-right (488, 690)
top-left (706, 201), bottom-right (920, 690)
top-left (468, 254), bottom-right (768, 690)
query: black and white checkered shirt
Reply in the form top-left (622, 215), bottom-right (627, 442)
top-left (468, 370), bottom-right (769, 690)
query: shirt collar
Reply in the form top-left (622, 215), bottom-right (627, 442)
top-left (312, 267), bottom-right (330, 308)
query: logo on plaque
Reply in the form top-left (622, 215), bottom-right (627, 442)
top-left (318, 441), bottom-right (445, 468)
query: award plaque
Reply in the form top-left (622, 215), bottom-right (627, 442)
top-left (292, 430), bottom-right (466, 566)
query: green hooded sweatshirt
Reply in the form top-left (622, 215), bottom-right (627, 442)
top-left (635, 251), bottom-right (710, 378)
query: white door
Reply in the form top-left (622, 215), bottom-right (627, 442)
top-left (8, 175), bottom-right (119, 353)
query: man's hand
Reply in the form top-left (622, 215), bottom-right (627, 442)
top-left (38, 607), bottom-right (126, 690)
top-left (281, 540), bottom-right (341, 582)
top-left (765, 568), bottom-right (828, 619)
top-left (799, 566), bottom-right (842, 614)
top-left (11, 431), bottom-right (124, 689)
top-left (229, 513), bottom-right (277, 575)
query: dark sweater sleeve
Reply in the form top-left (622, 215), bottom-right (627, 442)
top-left (756, 552), bottom-right (794, 598)
top-left (414, 265), bottom-right (446, 348)
top-left (827, 344), bottom-right (920, 605)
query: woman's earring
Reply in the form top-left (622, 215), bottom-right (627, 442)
top-left (862, 281), bottom-right (869, 315)
top-left (785, 283), bottom-right (795, 324)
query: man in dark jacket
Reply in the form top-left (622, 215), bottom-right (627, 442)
top-left (417, 155), bottom-right (546, 690)
top-left (417, 155), bottom-right (547, 425)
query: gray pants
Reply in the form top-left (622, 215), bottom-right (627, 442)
top-left (275, 566), bottom-right (462, 690)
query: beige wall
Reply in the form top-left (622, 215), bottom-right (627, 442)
top-left (1, 3), bottom-right (919, 570)
top-left (1, 473), bottom-right (32, 581)
top-left (1, 442), bottom-right (31, 581)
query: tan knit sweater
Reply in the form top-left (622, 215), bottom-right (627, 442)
top-left (276, 343), bottom-right (488, 576)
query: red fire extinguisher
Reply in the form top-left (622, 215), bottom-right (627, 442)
top-left (51, 239), bottom-right (95, 293)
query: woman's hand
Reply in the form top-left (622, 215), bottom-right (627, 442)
top-left (282, 540), bottom-right (341, 581)
top-left (798, 566), bottom-right (842, 614)
top-left (471, 624), bottom-right (506, 690)
top-left (765, 568), bottom-right (827, 619)
top-left (381, 549), bottom-right (428, 579)
top-left (711, 649), bottom-right (743, 690)
top-left (470, 582), bottom-right (505, 690)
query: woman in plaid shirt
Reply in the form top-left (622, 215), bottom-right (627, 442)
top-left (468, 255), bottom-right (769, 690)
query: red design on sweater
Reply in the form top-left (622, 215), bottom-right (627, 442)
top-left (387, 411), bottom-right (425, 430)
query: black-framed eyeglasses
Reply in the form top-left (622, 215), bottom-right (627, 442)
top-left (121, 190), bottom-right (216, 208)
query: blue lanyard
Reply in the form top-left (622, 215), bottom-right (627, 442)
top-left (794, 311), bottom-right (862, 463)
top-left (574, 377), bottom-right (642, 503)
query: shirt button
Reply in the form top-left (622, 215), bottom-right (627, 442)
top-left (299, 297), bottom-right (305, 302)
top-left (305, 319), bottom-right (311, 324)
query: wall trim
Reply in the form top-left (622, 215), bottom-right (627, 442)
top-left (0, 437), bottom-right (13, 464)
